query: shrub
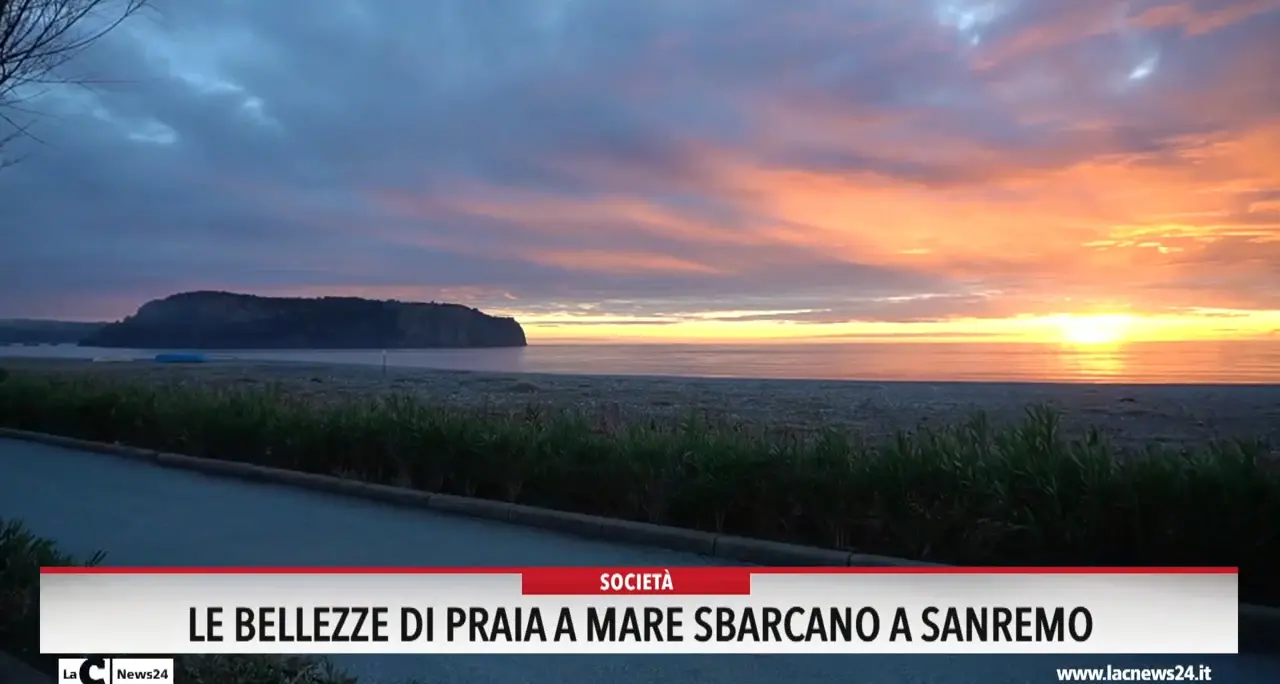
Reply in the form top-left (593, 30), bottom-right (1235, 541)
top-left (0, 517), bottom-right (363, 683)
top-left (0, 517), bottom-right (104, 672)
top-left (0, 373), bottom-right (1275, 605)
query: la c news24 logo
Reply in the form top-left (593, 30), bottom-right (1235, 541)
top-left (58, 656), bottom-right (175, 684)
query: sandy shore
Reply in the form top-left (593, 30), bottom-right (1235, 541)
top-left (3, 357), bottom-right (1279, 450)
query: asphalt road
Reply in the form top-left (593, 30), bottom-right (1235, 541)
top-left (2, 438), bottom-right (1275, 684)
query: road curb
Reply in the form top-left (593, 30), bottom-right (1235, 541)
top-left (0, 427), bottom-right (814, 564)
top-left (3, 426), bottom-right (1277, 652)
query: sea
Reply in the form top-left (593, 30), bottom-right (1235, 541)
top-left (3, 339), bottom-right (1279, 384)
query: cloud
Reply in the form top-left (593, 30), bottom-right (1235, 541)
top-left (0, 0), bottom-right (1277, 336)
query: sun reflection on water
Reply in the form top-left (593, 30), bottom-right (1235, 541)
top-left (1058, 344), bottom-right (1126, 380)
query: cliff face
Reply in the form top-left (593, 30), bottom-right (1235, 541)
top-left (80, 291), bottom-right (528, 349)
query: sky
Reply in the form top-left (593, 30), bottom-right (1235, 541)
top-left (1, 0), bottom-right (1278, 344)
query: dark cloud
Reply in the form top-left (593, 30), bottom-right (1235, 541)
top-left (1, 0), bottom-right (1277, 334)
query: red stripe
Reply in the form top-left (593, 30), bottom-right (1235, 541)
top-left (40, 566), bottom-right (1239, 575)
top-left (524, 567), bottom-right (752, 595)
top-left (40, 567), bottom-right (512, 574)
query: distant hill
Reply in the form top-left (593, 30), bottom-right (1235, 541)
top-left (79, 291), bottom-right (528, 349)
top-left (0, 319), bottom-right (107, 345)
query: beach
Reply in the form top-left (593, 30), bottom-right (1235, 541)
top-left (3, 357), bottom-right (1278, 450)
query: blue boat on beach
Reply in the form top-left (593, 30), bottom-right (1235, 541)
top-left (153, 352), bottom-right (207, 364)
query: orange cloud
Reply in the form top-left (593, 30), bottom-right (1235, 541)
top-left (250, 2), bottom-right (1280, 337)
top-left (524, 249), bottom-right (722, 275)
top-left (360, 103), bottom-right (1280, 322)
top-left (973, 0), bottom-right (1278, 70)
top-left (401, 181), bottom-right (752, 246)
top-left (662, 112), bottom-right (1280, 311)
top-left (1132, 0), bottom-right (1280, 35)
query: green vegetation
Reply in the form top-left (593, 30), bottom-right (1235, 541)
top-left (0, 517), bottom-right (372, 683)
top-left (0, 372), bottom-right (1276, 606)
top-left (175, 655), bottom-right (357, 684)
top-left (0, 518), bottom-right (103, 673)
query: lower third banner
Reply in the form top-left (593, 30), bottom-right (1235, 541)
top-left (39, 566), bottom-right (1238, 655)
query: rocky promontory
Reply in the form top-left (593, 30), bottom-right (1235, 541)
top-left (79, 291), bottom-right (528, 349)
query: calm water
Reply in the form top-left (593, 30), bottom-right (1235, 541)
top-left (4, 340), bottom-right (1279, 384)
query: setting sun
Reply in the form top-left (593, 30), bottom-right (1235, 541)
top-left (1055, 314), bottom-right (1134, 346)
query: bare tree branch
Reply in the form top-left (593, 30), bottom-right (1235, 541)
top-left (0, 0), bottom-right (147, 165)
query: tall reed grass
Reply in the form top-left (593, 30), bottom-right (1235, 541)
top-left (1, 372), bottom-right (1275, 604)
